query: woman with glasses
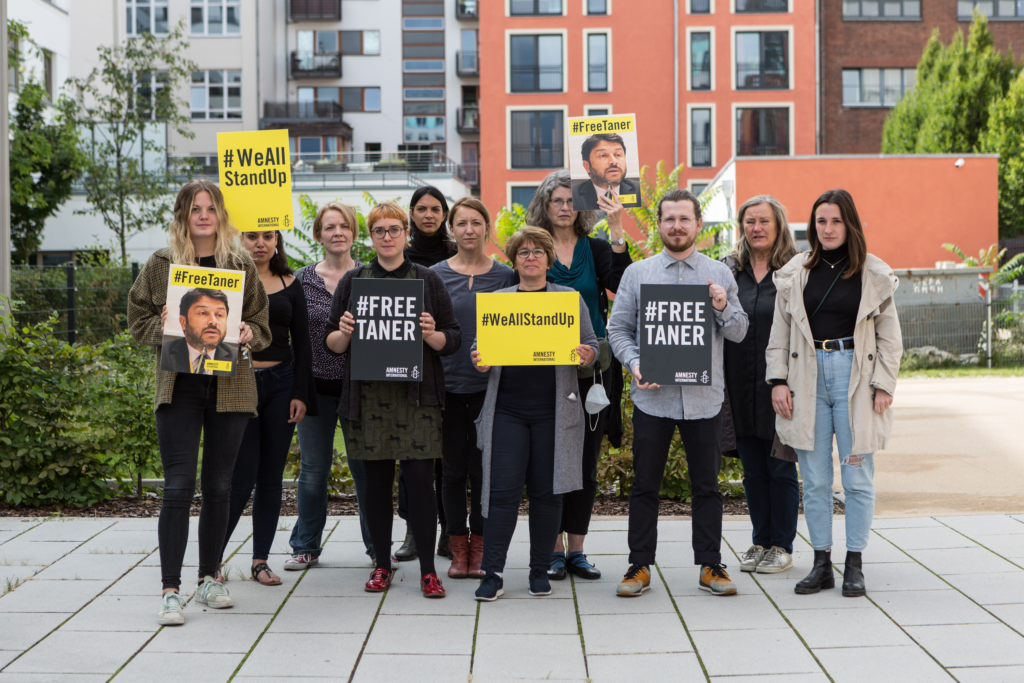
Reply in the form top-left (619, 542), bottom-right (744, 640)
top-left (525, 170), bottom-right (632, 582)
top-left (324, 202), bottom-right (461, 598)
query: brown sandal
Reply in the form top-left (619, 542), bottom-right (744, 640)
top-left (251, 562), bottom-right (282, 586)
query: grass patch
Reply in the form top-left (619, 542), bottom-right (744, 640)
top-left (899, 365), bottom-right (1024, 379)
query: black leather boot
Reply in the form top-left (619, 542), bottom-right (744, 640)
top-left (436, 531), bottom-right (452, 559)
top-left (842, 551), bottom-right (866, 597)
top-left (794, 550), bottom-right (835, 594)
top-left (395, 525), bottom-right (418, 561)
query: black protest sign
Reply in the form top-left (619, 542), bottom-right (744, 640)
top-left (349, 278), bottom-right (424, 382)
top-left (639, 284), bottom-right (713, 386)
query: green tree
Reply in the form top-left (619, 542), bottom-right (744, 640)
top-left (980, 71), bottom-right (1024, 238)
top-left (882, 13), bottom-right (1015, 155)
top-left (70, 22), bottom-right (197, 264)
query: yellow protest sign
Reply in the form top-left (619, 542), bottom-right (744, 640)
top-left (217, 129), bottom-right (293, 232)
top-left (476, 292), bottom-right (582, 366)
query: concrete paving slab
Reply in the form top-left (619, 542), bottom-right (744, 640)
top-left (871, 517), bottom-right (944, 529)
top-left (351, 654), bottom-right (471, 683)
top-left (2, 630), bottom-right (152, 675)
top-left (0, 612), bottom-right (72, 651)
top-left (471, 634), bottom-right (587, 681)
top-left (658, 565), bottom-right (760, 598)
top-left (944, 571), bottom-right (1024, 606)
top-left (476, 594), bottom-right (579, 634)
top-left (0, 520), bottom-right (40, 533)
top-left (905, 623), bottom-right (1024, 667)
top-left (987, 603), bottom-right (1024, 632)
top-left (284, 567), bottom-right (371, 598)
top-left (573, 579), bottom-right (677, 615)
top-left (757, 576), bottom-right (865, 611)
top-left (315, 542), bottom-right (375, 568)
top-left (580, 612), bottom-right (692, 655)
top-left (268, 596), bottom-right (380, 633)
top-left (16, 521), bottom-right (115, 543)
top-left (586, 520), bottom-right (630, 530)
top-left (111, 652), bottom-right (245, 682)
top-left (871, 588), bottom-right (998, 626)
top-left (949, 665), bottom-right (1024, 683)
top-left (832, 536), bottom-right (911, 564)
top-left (586, 652), bottom-right (704, 683)
top-left (139, 541), bottom-right (243, 569)
top-left (672, 593), bottom-right (788, 630)
top-left (813, 645), bottom-right (951, 683)
top-left (106, 520), bottom-right (160, 532)
top-left (104, 566), bottom-right (196, 597)
top-left (786, 606), bottom-right (915, 648)
top-left (236, 633), bottom-right (364, 678)
top-left (0, 651), bottom-right (19, 669)
top-left (576, 531), bottom-right (629, 555)
top-left (874, 526), bottom-right (980, 551)
top-left (144, 612), bottom-right (273, 653)
top-left (0, 541), bottom-right (81, 566)
top-left (690, 628), bottom-right (822, 677)
top-left (0, 676), bottom-right (109, 683)
top-left (210, 571), bottom-right (300, 614)
top-left (75, 531), bottom-right (157, 555)
top-left (858, 562), bottom-right (951, 592)
top-left (379, 577), bottom-right (478, 616)
top-left (971, 534), bottom-right (1024, 560)
top-left (33, 553), bottom-right (147, 581)
top-left (1, 565), bottom-right (45, 586)
top-left (237, 529), bottom-right (295, 556)
top-left (61, 595), bottom-right (161, 632)
top-left (363, 614), bottom-right (475, 655)
top-left (935, 515), bottom-right (1024, 537)
top-left (903, 547), bottom-right (1020, 575)
top-left (0, 579), bottom-right (110, 613)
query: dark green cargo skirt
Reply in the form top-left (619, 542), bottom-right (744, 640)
top-left (346, 380), bottom-right (442, 461)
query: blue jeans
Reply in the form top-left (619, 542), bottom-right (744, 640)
top-left (794, 350), bottom-right (875, 553)
top-left (290, 392), bottom-right (372, 557)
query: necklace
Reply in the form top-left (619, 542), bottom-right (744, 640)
top-left (821, 254), bottom-right (848, 270)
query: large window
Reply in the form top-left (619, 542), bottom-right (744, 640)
top-left (191, 70), bottom-right (242, 120)
top-left (403, 17), bottom-right (444, 29)
top-left (958, 1), bottom-right (1024, 18)
top-left (735, 31), bottom-right (788, 90)
top-left (511, 110), bottom-right (564, 168)
top-left (736, 0), bottom-right (788, 11)
top-left (512, 186), bottom-right (539, 207)
top-left (842, 68), bottom-right (916, 106)
top-left (691, 0), bottom-right (711, 12)
top-left (691, 32), bottom-right (711, 90)
top-left (587, 0), bottom-right (608, 14)
top-left (691, 108), bottom-right (712, 167)
top-left (127, 0), bottom-right (169, 36)
top-left (403, 88), bottom-right (444, 100)
top-left (510, 0), bottom-right (562, 15)
top-left (843, 1), bottom-right (920, 17)
top-left (404, 60), bottom-right (445, 72)
top-left (343, 31), bottom-right (381, 55)
top-left (587, 34), bottom-right (608, 92)
top-left (343, 87), bottom-right (382, 111)
top-left (191, 0), bottom-right (240, 35)
top-left (405, 116), bottom-right (445, 143)
top-left (134, 71), bottom-right (168, 119)
top-left (510, 35), bottom-right (563, 93)
top-left (736, 107), bottom-right (789, 156)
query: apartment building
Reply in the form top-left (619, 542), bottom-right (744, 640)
top-left (821, 1), bottom-right (1024, 154)
top-left (8, 0), bottom-right (70, 111)
top-left (478, 0), bottom-right (816, 214)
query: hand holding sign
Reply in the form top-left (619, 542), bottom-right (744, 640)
top-left (471, 349), bottom-right (490, 373)
top-left (631, 364), bottom-right (661, 391)
top-left (576, 344), bottom-right (595, 367)
top-left (239, 322), bottom-right (253, 345)
top-left (708, 280), bottom-right (728, 312)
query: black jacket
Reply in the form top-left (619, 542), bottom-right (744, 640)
top-left (571, 177), bottom-right (642, 211)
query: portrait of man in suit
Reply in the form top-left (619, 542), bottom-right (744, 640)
top-left (571, 133), bottom-right (642, 210)
top-left (161, 287), bottom-right (238, 376)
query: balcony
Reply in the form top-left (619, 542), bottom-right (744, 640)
top-left (260, 101), bottom-right (351, 140)
top-left (455, 0), bottom-right (478, 19)
top-left (691, 144), bottom-right (711, 167)
top-left (457, 106), bottom-right (480, 134)
top-left (290, 51), bottom-right (341, 79)
top-left (289, 0), bottom-right (341, 21)
top-left (692, 66), bottom-right (711, 90)
top-left (456, 51), bottom-right (479, 77)
top-left (736, 63), bottom-right (788, 90)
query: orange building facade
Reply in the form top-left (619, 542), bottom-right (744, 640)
top-left (479, 0), bottom-right (817, 216)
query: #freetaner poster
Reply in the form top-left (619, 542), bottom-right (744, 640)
top-left (349, 278), bottom-right (424, 382)
top-left (568, 113), bottom-right (642, 210)
top-left (638, 284), bottom-right (713, 386)
top-left (161, 265), bottom-right (246, 377)
top-left (217, 129), bottom-right (294, 232)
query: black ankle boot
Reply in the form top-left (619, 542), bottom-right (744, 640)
top-left (842, 551), bottom-right (866, 597)
top-left (794, 550), bottom-right (835, 594)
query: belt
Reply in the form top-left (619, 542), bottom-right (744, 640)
top-left (814, 338), bottom-right (854, 351)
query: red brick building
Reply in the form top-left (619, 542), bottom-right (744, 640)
top-left (821, 1), bottom-right (1024, 154)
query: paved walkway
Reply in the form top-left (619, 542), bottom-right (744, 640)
top-left (2, 514), bottom-right (1024, 682)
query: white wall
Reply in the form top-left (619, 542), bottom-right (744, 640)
top-left (9, 0), bottom-right (71, 99)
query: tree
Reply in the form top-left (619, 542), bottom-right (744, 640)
top-left (70, 22), bottom-right (197, 264)
top-left (981, 71), bottom-right (1024, 238)
top-left (882, 13), bottom-right (1015, 155)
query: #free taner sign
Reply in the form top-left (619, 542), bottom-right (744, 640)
top-left (161, 265), bottom-right (246, 377)
top-left (217, 129), bottom-right (294, 232)
top-left (349, 278), bottom-right (424, 382)
top-left (475, 291), bottom-right (581, 366)
top-left (639, 284), bottom-right (713, 386)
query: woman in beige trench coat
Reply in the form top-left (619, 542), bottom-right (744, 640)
top-left (766, 189), bottom-right (902, 599)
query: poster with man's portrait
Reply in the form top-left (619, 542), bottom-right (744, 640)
top-left (568, 113), bottom-right (642, 211)
top-left (160, 265), bottom-right (246, 377)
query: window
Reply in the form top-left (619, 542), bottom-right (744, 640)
top-left (587, 34), bottom-right (608, 92)
top-left (511, 110), bottom-right (564, 168)
top-left (343, 87), bottom-right (381, 111)
top-left (403, 17), bottom-right (444, 29)
top-left (43, 51), bottom-right (54, 101)
top-left (7, 38), bottom-right (18, 92)
top-left (842, 68), bottom-right (916, 106)
top-left (342, 31), bottom-right (381, 55)
top-left (134, 71), bottom-right (168, 119)
top-left (510, 35), bottom-right (563, 92)
top-left (459, 30), bottom-right (479, 74)
top-left (587, 0), bottom-right (608, 14)
top-left (404, 88), bottom-right (444, 100)
top-left (191, 70), bottom-right (242, 120)
top-left (958, 1), bottom-right (1024, 18)
top-left (843, 1), bottom-right (920, 17)
top-left (736, 0), bottom-right (788, 12)
top-left (512, 186), bottom-right (539, 207)
top-left (586, 107), bottom-right (609, 116)
top-left (510, 0), bottom-right (562, 15)
top-left (691, 108), bottom-right (712, 167)
top-left (462, 143), bottom-right (480, 186)
top-left (692, 182), bottom-right (709, 195)
top-left (404, 60), bottom-right (445, 72)
top-left (736, 32), bottom-right (788, 89)
top-left (191, 0), bottom-right (240, 35)
top-left (127, 0), bottom-right (169, 36)
top-left (736, 107), bottom-right (789, 156)
top-left (317, 32), bottom-right (338, 54)
top-left (691, 32), bottom-right (711, 90)
top-left (691, 0), bottom-right (711, 12)
top-left (365, 142), bottom-right (382, 163)
top-left (405, 116), bottom-right (445, 142)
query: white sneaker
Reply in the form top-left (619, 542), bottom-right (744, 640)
top-left (158, 591), bottom-right (187, 626)
top-left (739, 545), bottom-right (766, 572)
top-left (195, 576), bottom-right (233, 609)
top-left (284, 553), bottom-right (319, 570)
top-left (756, 546), bottom-right (793, 574)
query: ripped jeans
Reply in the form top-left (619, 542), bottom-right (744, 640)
top-left (794, 349), bottom-right (875, 553)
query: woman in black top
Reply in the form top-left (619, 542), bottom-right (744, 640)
top-left (222, 230), bottom-right (317, 585)
top-left (722, 196), bottom-right (799, 576)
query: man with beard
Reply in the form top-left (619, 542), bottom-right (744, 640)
top-left (607, 189), bottom-right (748, 599)
top-left (571, 133), bottom-right (642, 210)
top-left (162, 288), bottom-right (239, 376)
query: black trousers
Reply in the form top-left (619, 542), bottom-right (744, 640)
top-left (735, 435), bottom-right (799, 554)
top-left (363, 458), bottom-right (437, 576)
top-left (441, 391), bottom-right (486, 536)
top-left (628, 408), bottom-right (723, 567)
top-left (155, 375), bottom-right (250, 590)
top-left (559, 373), bottom-right (606, 536)
top-left (397, 460), bottom-right (447, 532)
top-left (482, 403), bottom-right (562, 575)
top-left (222, 363), bottom-right (297, 562)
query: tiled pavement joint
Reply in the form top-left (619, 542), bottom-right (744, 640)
top-left (652, 563), bottom-right (711, 682)
top-left (568, 572), bottom-right (589, 680)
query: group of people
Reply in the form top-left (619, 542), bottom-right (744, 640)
top-left (128, 169), bottom-right (902, 626)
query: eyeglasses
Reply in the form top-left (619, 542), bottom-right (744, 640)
top-left (370, 226), bottom-right (406, 239)
top-left (549, 198), bottom-right (573, 209)
top-left (516, 248), bottom-right (546, 261)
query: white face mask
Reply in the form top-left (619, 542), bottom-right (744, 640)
top-left (585, 382), bottom-right (610, 415)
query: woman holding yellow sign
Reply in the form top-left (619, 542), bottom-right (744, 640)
top-left (470, 226), bottom-right (599, 602)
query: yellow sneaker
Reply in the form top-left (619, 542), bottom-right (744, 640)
top-left (699, 564), bottom-right (738, 596)
top-left (616, 564), bottom-right (651, 597)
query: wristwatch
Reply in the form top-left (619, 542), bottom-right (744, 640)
top-left (610, 237), bottom-right (626, 246)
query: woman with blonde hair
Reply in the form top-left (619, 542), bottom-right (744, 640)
top-left (128, 179), bottom-right (270, 626)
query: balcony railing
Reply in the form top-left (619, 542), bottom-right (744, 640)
top-left (457, 107), bottom-right (480, 134)
top-left (510, 65), bottom-right (563, 93)
top-left (289, 0), bottom-right (341, 21)
top-left (737, 140), bottom-right (789, 156)
top-left (455, 0), bottom-right (478, 19)
top-left (290, 51), bottom-right (342, 79)
top-left (692, 66), bottom-right (711, 90)
top-left (262, 101), bottom-right (343, 124)
top-left (691, 143), bottom-right (712, 167)
top-left (511, 144), bottom-right (564, 169)
top-left (736, 64), bottom-right (788, 89)
top-left (462, 162), bottom-right (479, 188)
top-left (736, 0), bottom-right (788, 12)
top-left (456, 51), bottom-right (479, 76)
top-left (290, 150), bottom-right (468, 180)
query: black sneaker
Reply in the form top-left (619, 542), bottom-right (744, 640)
top-left (475, 573), bottom-right (504, 602)
top-left (529, 568), bottom-right (552, 596)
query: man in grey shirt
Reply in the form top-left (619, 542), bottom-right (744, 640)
top-left (608, 189), bottom-right (748, 598)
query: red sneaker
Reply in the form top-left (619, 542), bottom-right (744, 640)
top-left (421, 573), bottom-right (446, 598)
top-left (365, 568), bottom-right (393, 592)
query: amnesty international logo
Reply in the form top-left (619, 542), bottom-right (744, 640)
top-left (410, 365), bottom-right (420, 379)
top-left (283, 214), bottom-right (291, 228)
top-left (701, 370), bottom-right (710, 384)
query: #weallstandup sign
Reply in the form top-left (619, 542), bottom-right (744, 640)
top-left (639, 284), bottom-right (713, 386)
top-left (349, 278), bottom-right (424, 382)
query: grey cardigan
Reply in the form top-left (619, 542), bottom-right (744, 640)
top-left (474, 283), bottom-right (600, 518)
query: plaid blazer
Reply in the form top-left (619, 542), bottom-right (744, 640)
top-left (128, 247), bottom-right (271, 415)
